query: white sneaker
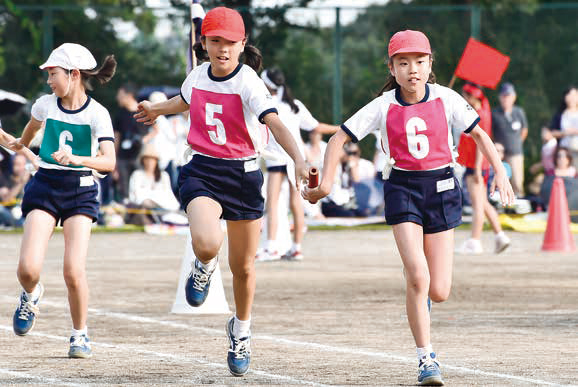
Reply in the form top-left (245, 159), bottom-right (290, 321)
top-left (457, 238), bottom-right (483, 255)
top-left (494, 232), bottom-right (511, 254)
top-left (255, 248), bottom-right (280, 262)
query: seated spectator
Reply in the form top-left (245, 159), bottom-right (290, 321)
top-left (549, 86), bottom-right (578, 168)
top-left (553, 147), bottom-right (577, 178)
top-left (125, 144), bottom-right (180, 225)
top-left (0, 154), bottom-right (31, 227)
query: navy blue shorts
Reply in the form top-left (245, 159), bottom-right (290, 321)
top-left (22, 168), bottom-right (99, 224)
top-left (266, 165), bottom-right (287, 173)
top-left (178, 155), bottom-right (264, 221)
top-left (383, 167), bottom-right (462, 234)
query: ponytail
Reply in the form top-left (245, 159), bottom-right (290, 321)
top-left (80, 55), bottom-right (117, 91)
top-left (377, 56), bottom-right (436, 96)
top-left (241, 44), bottom-right (262, 73)
top-left (263, 67), bottom-right (299, 113)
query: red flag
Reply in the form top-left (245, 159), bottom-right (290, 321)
top-left (454, 38), bottom-right (510, 89)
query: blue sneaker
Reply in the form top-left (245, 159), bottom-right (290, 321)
top-left (13, 283), bottom-right (44, 336)
top-left (185, 258), bottom-right (217, 307)
top-left (418, 353), bottom-right (444, 386)
top-left (427, 297), bottom-right (432, 313)
top-left (68, 334), bottom-right (92, 358)
top-left (226, 317), bottom-right (251, 376)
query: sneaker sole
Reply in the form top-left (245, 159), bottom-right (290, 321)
top-left (418, 376), bottom-right (444, 386)
top-left (495, 242), bottom-right (510, 254)
top-left (68, 351), bottom-right (93, 359)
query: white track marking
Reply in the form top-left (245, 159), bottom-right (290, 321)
top-left (0, 326), bottom-right (328, 386)
top-left (1, 296), bottom-right (575, 386)
top-left (0, 368), bottom-right (83, 386)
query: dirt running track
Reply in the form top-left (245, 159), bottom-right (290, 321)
top-left (0, 230), bottom-right (576, 386)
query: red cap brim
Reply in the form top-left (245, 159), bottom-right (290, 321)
top-left (389, 47), bottom-right (432, 58)
top-left (203, 30), bottom-right (245, 42)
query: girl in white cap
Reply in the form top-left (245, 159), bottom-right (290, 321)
top-left (12, 43), bottom-right (116, 359)
top-left (304, 30), bottom-right (514, 385)
top-left (135, 7), bottom-right (307, 377)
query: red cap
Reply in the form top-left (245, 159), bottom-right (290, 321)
top-left (388, 30), bottom-right (431, 58)
top-left (201, 7), bottom-right (245, 42)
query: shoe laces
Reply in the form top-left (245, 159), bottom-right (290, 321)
top-left (17, 297), bottom-right (39, 321)
top-left (192, 262), bottom-right (211, 291)
top-left (419, 357), bottom-right (439, 372)
top-left (71, 335), bottom-right (90, 348)
top-left (230, 336), bottom-right (251, 360)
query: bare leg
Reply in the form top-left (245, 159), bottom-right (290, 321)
top-left (392, 222), bottom-right (430, 348)
top-left (424, 229), bottom-right (454, 303)
top-left (17, 210), bottom-right (56, 292)
top-left (186, 197), bottom-right (224, 263)
top-left (226, 218), bottom-right (261, 320)
top-left (288, 182), bottom-right (305, 245)
top-left (62, 215), bottom-right (93, 330)
top-left (265, 171), bottom-right (283, 245)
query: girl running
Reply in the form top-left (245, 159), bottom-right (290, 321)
top-left (134, 7), bottom-right (308, 376)
top-left (258, 67), bottom-right (337, 261)
top-left (303, 30), bottom-right (514, 385)
top-left (12, 43), bottom-right (116, 359)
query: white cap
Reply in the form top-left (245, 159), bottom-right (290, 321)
top-left (39, 43), bottom-right (97, 70)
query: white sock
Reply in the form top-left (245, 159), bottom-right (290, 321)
top-left (417, 344), bottom-right (433, 361)
top-left (25, 284), bottom-right (41, 302)
top-left (200, 257), bottom-right (218, 272)
top-left (291, 243), bottom-right (301, 252)
top-left (495, 231), bottom-right (505, 238)
top-left (233, 316), bottom-right (251, 338)
top-left (71, 327), bottom-right (87, 337)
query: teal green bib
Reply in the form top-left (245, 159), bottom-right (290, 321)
top-left (40, 118), bottom-right (92, 168)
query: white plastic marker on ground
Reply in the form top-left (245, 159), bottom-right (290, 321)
top-left (171, 233), bottom-right (230, 314)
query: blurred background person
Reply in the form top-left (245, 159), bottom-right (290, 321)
top-left (114, 83), bottom-right (149, 203)
top-left (125, 144), bottom-right (179, 225)
top-left (492, 82), bottom-right (528, 197)
top-left (0, 153), bottom-right (31, 228)
top-left (457, 83), bottom-right (510, 255)
top-left (548, 86), bottom-right (578, 169)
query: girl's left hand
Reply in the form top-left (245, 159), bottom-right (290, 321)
top-left (52, 149), bottom-right (81, 166)
top-left (490, 171), bottom-right (515, 206)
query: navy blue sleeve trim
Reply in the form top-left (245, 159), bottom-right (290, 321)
top-left (259, 108), bottom-right (278, 124)
top-left (464, 117), bottom-right (481, 134)
top-left (340, 124), bottom-right (359, 143)
top-left (98, 137), bottom-right (115, 143)
top-left (180, 91), bottom-right (190, 105)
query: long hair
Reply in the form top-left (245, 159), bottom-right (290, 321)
top-left (80, 55), bottom-right (117, 91)
top-left (377, 56), bottom-right (436, 96)
top-left (556, 85), bottom-right (578, 114)
top-left (264, 68), bottom-right (299, 113)
top-left (196, 37), bottom-right (262, 73)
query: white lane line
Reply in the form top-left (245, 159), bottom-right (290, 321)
top-left (0, 326), bottom-right (328, 386)
top-left (0, 368), bottom-right (84, 386)
top-left (2, 296), bottom-right (575, 386)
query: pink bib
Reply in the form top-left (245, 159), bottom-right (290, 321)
top-left (386, 99), bottom-right (452, 170)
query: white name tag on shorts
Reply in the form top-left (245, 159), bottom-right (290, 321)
top-left (80, 175), bottom-right (95, 187)
top-left (244, 159), bottom-right (259, 172)
top-left (436, 177), bottom-right (454, 193)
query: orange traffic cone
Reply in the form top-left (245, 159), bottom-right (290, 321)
top-left (542, 177), bottom-right (576, 252)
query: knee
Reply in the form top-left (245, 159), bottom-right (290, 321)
top-left (406, 269), bottom-right (430, 295)
top-left (192, 237), bottom-right (221, 261)
top-left (429, 283), bottom-right (451, 303)
top-left (229, 259), bottom-right (254, 279)
top-left (17, 265), bottom-right (39, 285)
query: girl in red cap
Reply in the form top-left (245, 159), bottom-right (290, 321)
top-left (304, 30), bottom-right (514, 386)
top-left (135, 6), bottom-right (307, 377)
top-left (457, 83), bottom-right (510, 255)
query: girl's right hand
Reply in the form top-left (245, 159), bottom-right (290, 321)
top-left (134, 101), bottom-right (158, 126)
top-left (302, 182), bottom-right (330, 204)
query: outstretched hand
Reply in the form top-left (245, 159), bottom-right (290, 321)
top-left (134, 101), bottom-right (158, 126)
top-left (294, 160), bottom-right (309, 192)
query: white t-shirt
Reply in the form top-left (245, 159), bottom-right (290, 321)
top-left (180, 62), bottom-right (276, 160)
top-left (265, 99), bottom-right (319, 167)
top-left (31, 94), bottom-right (114, 171)
top-left (560, 110), bottom-right (578, 151)
top-left (128, 169), bottom-right (180, 211)
top-left (342, 83), bottom-right (479, 171)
